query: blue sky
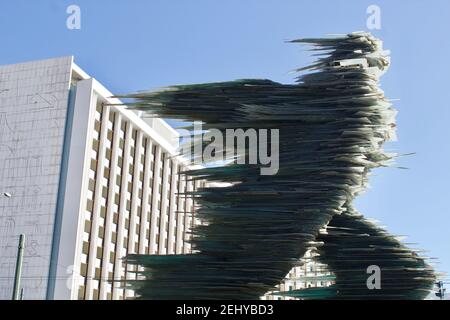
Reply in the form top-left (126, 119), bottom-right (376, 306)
top-left (1, 0), bottom-right (449, 290)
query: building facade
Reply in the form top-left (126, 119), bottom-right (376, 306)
top-left (0, 57), bottom-right (198, 300)
top-left (262, 250), bottom-right (334, 300)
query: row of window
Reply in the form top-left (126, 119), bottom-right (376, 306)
top-left (75, 101), bottom-right (199, 300)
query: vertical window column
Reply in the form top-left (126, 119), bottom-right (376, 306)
top-left (112, 121), bottom-right (133, 300)
top-left (148, 145), bottom-right (162, 254)
top-left (99, 111), bottom-right (121, 300)
top-left (157, 154), bottom-right (170, 254)
top-left (86, 101), bottom-right (110, 300)
top-left (167, 162), bottom-right (178, 254)
top-left (124, 130), bottom-right (143, 298)
top-left (139, 139), bottom-right (152, 256)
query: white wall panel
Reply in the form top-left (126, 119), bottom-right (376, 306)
top-left (0, 57), bottom-right (72, 300)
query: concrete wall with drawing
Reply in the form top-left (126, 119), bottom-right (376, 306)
top-left (0, 57), bottom-right (72, 299)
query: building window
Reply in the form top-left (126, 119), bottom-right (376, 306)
top-left (78, 286), bottom-right (85, 300)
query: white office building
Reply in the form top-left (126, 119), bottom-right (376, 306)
top-left (0, 57), bottom-right (200, 300)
